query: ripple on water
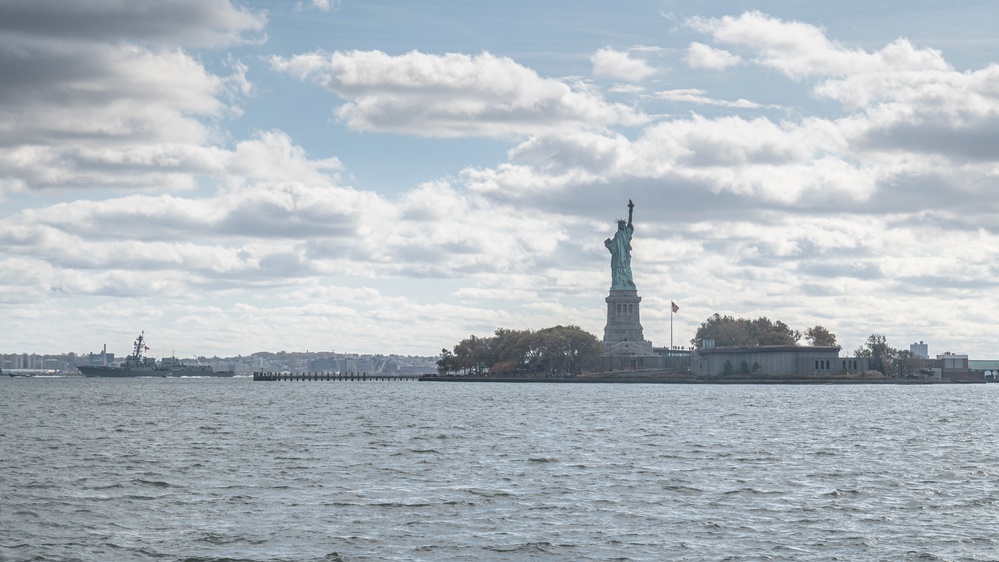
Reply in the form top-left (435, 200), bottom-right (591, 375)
top-left (4, 379), bottom-right (999, 561)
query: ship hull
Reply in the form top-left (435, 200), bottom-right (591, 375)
top-left (77, 365), bottom-right (164, 378)
top-left (165, 368), bottom-right (236, 378)
top-left (77, 365), bottom-right (235, 377)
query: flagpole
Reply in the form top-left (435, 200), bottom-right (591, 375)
top-left (670, 304), bottom-right (673, 350)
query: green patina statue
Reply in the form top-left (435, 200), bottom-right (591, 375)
top-left (605, 199), bottom-right (636, 290)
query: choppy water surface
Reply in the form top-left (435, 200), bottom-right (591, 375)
top-left (2, 378), bottom-right (999, 561)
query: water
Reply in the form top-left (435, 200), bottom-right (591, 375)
top-left (2, 378), bottom-right (998, 561)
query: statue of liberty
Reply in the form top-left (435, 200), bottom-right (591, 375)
top-left (604, 199), bottom-right (636, 290)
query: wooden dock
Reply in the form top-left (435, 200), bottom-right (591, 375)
top-left (252, 372), bottom-right (423, 381)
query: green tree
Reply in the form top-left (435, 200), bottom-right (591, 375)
top-left (892, 349), bottom-right (924, 378)
top-left (436, 348), bottom-right (455, 375)
top-left (560, 325), bottom-right (603, 375)
top-left (855, 334), bottom-right (896, 375)
top-left (693, 314), bottom-right (752, 347)
top-left (441, 325), bottom-right (602, 376)
top-left (491, 328), bottom-right (532, 374)
top-left (750, 317), bottom-right (801, 346)
top-left (805, 325), bottom-right (837, 347)
top-left (534, 325), bottom-right (602, 375)
top-left (453, 335), bottom-right (494, 376)
top-left (693, 314), bottom-right (802, 348)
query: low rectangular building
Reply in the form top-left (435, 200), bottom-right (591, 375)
top-left (690, 346), bottom-right (870, 377)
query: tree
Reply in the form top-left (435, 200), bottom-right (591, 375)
top-left (855, 334), bottom-right (896, 375)
top-left (534, 325), bottom-right (602, 375)
top-left (693, 314), bottom-right (752, 347)
top-left (693, 314), bottom-right (803, 348)
top-left (440, 325), bottom-right (602, 376)
top-left (805, 325), bottom-right (837, 347)
top-left (453, 335), bottom-right (494, 376)
top-left (891, 349), bottom-right (925, 378)
top-left (750, 317), bottom-right (801, 346)
top-left (436, 348), bottom-right (455, 375)
top-left (492, 328), bottom-right (533, 374)
top-left (560, 325), bottom-right (603, 375)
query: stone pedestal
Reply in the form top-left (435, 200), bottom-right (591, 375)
top-left (603, 289), bottom-right (653, 355)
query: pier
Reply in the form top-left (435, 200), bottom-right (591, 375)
top-left (252, 371), bottom-right (423, 381)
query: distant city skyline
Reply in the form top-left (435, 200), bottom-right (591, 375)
top-left (1, 349), bottom-right (438, 376)
top-left (2, 1), bottom-right (999, 358)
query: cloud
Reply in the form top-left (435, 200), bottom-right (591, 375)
top-left (656, 88), bottom-right (762, 108)
top-left (0, 125), bottom-right (573, 297)
top-left (479, 112), bottom-right (874, 210)
top-left (0, 0), bottom-right (267, 196)
top-left (684, 42), bottom-right (741, 70)
top-left (310, 0), bottom-right (341, 11)
top-left (590, 48), bottom-right (657, 82)
top-left (0, 0), bottom-right (266, 48)
top-left (270, 49), bottom-right (650, 137)
top-left (4, 6), bottom-right (999, 358)
top-left (686, 11), bottom-right (999, 171)
top-left (689, 11), bottom-right (948, 80)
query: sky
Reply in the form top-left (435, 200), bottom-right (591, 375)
top-left (3, 0), bottom-right (999, 359)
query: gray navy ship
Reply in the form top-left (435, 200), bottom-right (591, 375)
top-left (77, 332), bottom-right (235, 378)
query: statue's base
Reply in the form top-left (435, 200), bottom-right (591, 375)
top-left (602, 289), bottom-right (651, 354)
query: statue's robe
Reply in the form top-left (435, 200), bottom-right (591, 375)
top-left (605, 224), bottom-right (635, 290)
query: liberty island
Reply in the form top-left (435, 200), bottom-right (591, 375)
top-left (421, 198), bottom-right (982, 384)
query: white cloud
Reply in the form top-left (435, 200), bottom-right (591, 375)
top-left (686, 11), bottom-right (999, 166)
top-left (684, 42), bottom-right (741, 70)
top-left (656, 88), bottom-right (761, 108)
top-left (590, 48), bottom-right (657, 82)
top-left (0, 1), bottom-right (267, 196)
top-left (270, 49), bottom-right (650, 137)
top-left (483, 113), bottom-right (875, 208)
top-left (310, 0), bottom-right (340, 11)
top-left (0, 125), bottom-right (572, 295)
top-left (690, 11), bottom-right (951, 82)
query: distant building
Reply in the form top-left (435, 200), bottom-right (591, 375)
top-left (86, 352), bottom-right (115, 366)
top-left (930, 352), bottom-right (983, 382)
top-left (935, 352), bottom-right (968, 369)
top-left (690, 346), bottom-right (870, 378)
top-left (910, 341), bottom-right (928, 359)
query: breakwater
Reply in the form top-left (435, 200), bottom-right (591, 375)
top-left (252, 371), bottom-right (976, 384)
top-left (419, 372), bottom-right (963, 384)
top-left (252, 372), bottom-right (422, 381)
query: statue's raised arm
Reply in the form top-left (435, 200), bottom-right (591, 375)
top-left (627, 198), bottom-right (634, 228)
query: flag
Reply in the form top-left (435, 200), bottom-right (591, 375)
top-left (144, 345), bottom-right (150, 351)
top-left (671, 301), bottom-right (679, 313)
